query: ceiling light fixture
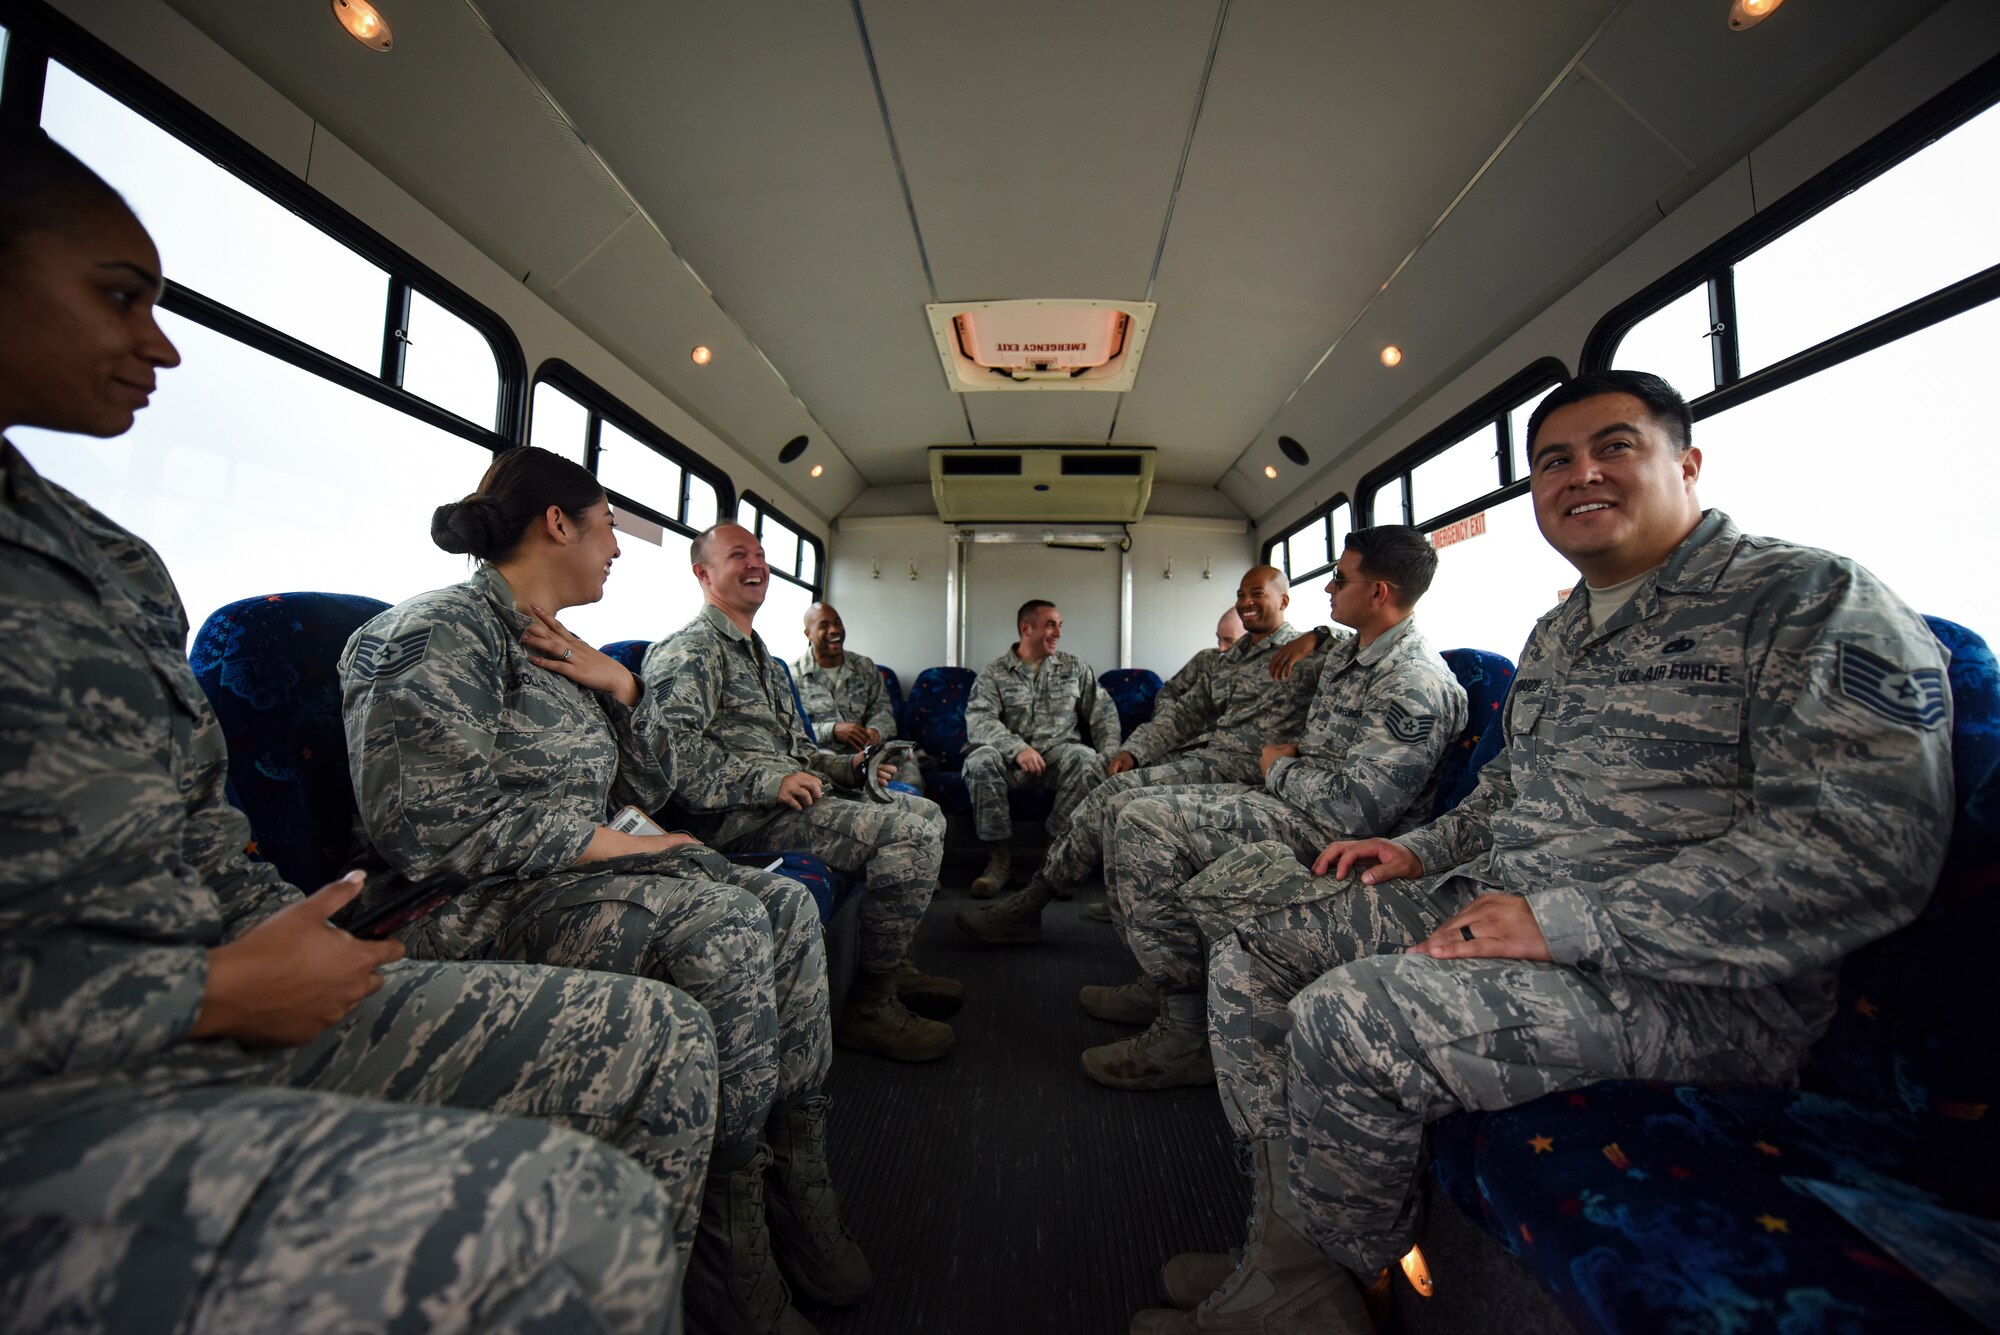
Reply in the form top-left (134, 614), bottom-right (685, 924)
top-left (1380, 345), bottom-right (1403, 368)
top-left (1263, 465), bottom-right (1279, 480)
top-left (1727, 0), bottom-right (1785, 30)
top-left (330, 0), bottom-right (392, 51)
top-left (810, 464), bottom-right (825, 478)
top-left (690, 345), bottom-right (714, 366)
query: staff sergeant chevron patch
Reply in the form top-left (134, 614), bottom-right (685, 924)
top-left (1837, 641), bottom-right (1947, 729)
top-left (1384, 700), bottom-right (1440, 744)
top-left (350, 629), bottom-right (434, 682)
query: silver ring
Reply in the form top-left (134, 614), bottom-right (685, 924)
top-left (561, 648), bottom-right (574, 661)
top-left (1460, 924), bottom-right (1474, 942)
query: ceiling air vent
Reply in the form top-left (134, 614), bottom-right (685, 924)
top-left (926, 299), bottom-right (1155, 393)
top-left (930, 446), bottom-right (1155, 523)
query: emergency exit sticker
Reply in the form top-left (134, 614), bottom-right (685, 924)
top-left (1430, 512), bottom-right (1487, 550)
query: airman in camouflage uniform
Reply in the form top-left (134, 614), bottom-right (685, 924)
top-left (957, 568), bottom-right (1330, 945)
top-left (1085, 532), bottom-right (1463, 1102)
top-left (345, 508), bottom-right (860, 1333)
top-left (962, 599), bottom-right (1122, 894)
top-left (1131, 377), bottom-right (1956, 1335)
top-left (643, 523), bottom-right (957, 1066)
top-left (0, 442), bottom-right (716, 1335)
top-left (792, 601), bottom-right (921, 797)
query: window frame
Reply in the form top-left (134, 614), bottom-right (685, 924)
top-left (1354, 357), bottom-right (1571, 533)
top-left (738, 489), bottom-right (827, 599)
top-left (0, 0), bottom-right (526, 450)
top-left (532, 359), bottom-right (737, 537)
top-left (1261, 493), bottom-right (1352, 586)
top-left (1582, 54), bottom-right (2000, 425)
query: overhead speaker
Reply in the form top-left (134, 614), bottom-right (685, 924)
top-left (1278, 435), bottom-right (1310, 466)
top-left (778, 435), bottom-right (809, 464)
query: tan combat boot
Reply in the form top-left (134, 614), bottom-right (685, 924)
top-left (969, 840), bottom-right (1013, 897)
top-left (1129, 1139), bottom-right (1372, 1334)
top-left (955, 875), bottom-right (1052, 944)
top-left (1079, 975), bottom-right (1160, 1024)
top-left (1161, 1251), bottom-right (1239, 1308)
top-left (835, 968), bottom-right (954, 1061)
top-left (895, 954), bottom-right (963, 1020)
top-left (765, 1094), bottom-right (872, 1307)
top-left (685, 1141), bottom-right (817, 1335)
top-left (1081, 993), bottom-right (1214, 1090)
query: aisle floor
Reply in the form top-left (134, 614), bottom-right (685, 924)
top-left (806, 879), bottom-right (1251, 1335)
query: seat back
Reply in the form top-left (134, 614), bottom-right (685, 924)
top-left (1099, 668), bottom-right (1164, 740)
top-left (906, 666), bottom-right (978, 769)
top-left (600, 639), bottom-right (649, 674)
top-left (878, 663), bottom-right (908, 736)
top-left (1433, 648), bottom-right (1516, 817)
top-left (189, 591), bottom-right (389, 890)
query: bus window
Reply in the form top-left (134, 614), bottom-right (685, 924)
top-left (1734, 102), bottom-right (2000, 375)
top-left (1407, 425), bottom-right (1500, 527)
top-left (11, 317), bottom-right (487, 625)
top-left (401, 289), bottom-right (503, 430)
top-left (1408, 490), bottom-right (1576, 658)
top-left (1610, 284), bottom-right (1714, 400)
top-left (1506, 385), bottom-right (1556, 482)
top-left (559, 508), bottom-right (709, 650)
top-left (529, 381), bottom-right (592, 466)
top-left (596, 419), bottom-right (685, 526)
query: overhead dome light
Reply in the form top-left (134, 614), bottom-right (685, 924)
top-left (1278, 435), bottom-right (1309, 466)
top-left (1728, 0), bottom-right (1785, 30)
top-left (331, 0), bottom-right (392, 51)
top-left (1263, 465), bottom-right (1279, 480)
top-left (1380, 345), bottom-right (1403, 368)
top-left (778, 435), bottom-right (809, 464)
top-left (810, 464), bottom-right (825, 478)
top-left (690, 345), bottom-right (714, 366)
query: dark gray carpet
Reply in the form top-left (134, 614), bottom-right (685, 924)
top-left (807, 872), bottom-right (1250, 1335)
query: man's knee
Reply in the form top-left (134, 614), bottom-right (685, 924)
top-left (962, 745), bottom-right (1005, 778)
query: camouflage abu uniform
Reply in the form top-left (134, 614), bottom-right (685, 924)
top-left (1153, 646), bottom-right (1219, 722)
top-left (792, 647), bottom-right (923, 796)
top-left (1205, 511), bottom-right (1953, 1274)
top-left (343, 565), bottom-right (831, 1147)
top-left (0, 442), bottom-right (717, 1335)
top-left (1108, 616), bottom-right (1465, 991)
top-left (962, 646), bottom-right (1122, 843)
top-left (644, 606), bottom-right (943, 974)
top-left (1033, 625), bottom-right (1329, 892)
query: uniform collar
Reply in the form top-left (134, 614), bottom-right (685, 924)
top-left (1005, 644), bottom-right (1058, 674)
top-left (1356, 615), bottom-right (1420, 667)
top-left (0, 439), bottom-right (112, 590)
top-left (1555, 508), bottom-right (1733, 645)
top-left (471, 562), bottom-right (535, 635)
top-left (701, 601), bottom-right (760, 647)
top-left (1230, 622), bottom-right (1297, 660)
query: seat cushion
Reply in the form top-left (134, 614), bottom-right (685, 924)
top-left (1099, 668), bottom-right (1164, 740)
top-left (188, 591), bottom-right (389, 890)
top-left (1434, 648), bottom-right (1516, 816)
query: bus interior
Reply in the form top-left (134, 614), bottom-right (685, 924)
top-left (3, 0), bottom-right (1997, 1331)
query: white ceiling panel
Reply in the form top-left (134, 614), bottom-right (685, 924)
top-left (164, 0), bottom-right (636, 287)
top-left (1112, 0), bottom-right (1618, 465)
top-left (470, 0), bottom-right (970, 475)
top-left (963, 393), bottom-right (1120, 449)
top-left (864, 0), bottom-right (1221, 301)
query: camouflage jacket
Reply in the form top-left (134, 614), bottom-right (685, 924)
top-left (1154, 647), bottom-right (1218, 720)
top-left (1396, 510), bottom-right (1952, 1038)
top-left (1266, 616), bottom-right (1466, 839)
top-left (643, 606), bottom-right (856, 835)
top-left (790, 649), bottom-right (897, 745)
top-left (1122, 623), bottom-right (1329, 767)
top-left (1, 442), bottom-right (297, 1124)
top-left (342, 564), bottom-right (672, 905)
top-left (966, 647), bottom-right (1121, 757)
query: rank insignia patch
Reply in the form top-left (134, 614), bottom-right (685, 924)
top-left (350, 629), bottom-right (433, 682)
top-left (1837, 642), bottom-right (1946, 729)
top-left (1384, 701), bottom-right (1440, 744)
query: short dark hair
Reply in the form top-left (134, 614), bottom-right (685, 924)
top-left (0, 127), bottom-right (135, 259)
top-left (1016, 599), bottom-right (1056, 630)
top-left (1344, 525), bottom-right (1438, 606)
top-left (1525, 370), bottom-right (1693, 457)
top-left (432, 446), bottom-right (604, 563)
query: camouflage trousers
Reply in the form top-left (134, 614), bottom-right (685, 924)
top-left (1205, 848), bottom-right (1778, 1275)
top-left (721, 792), bottom-right (944, 974)
top-left (0, 959), bottom-right (716, 1335)
top-left (412, 844), bottom-right (827, 1148)
top-left (1034, 751), bottom-right (1257, 891)
top-left (961, 741), bottom-right (1106, 843)
top-left (1109, 786), bottom-right (1334, 989)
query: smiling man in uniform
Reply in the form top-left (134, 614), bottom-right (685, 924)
top-left (1128, 370), bottom-right (1954, 1333)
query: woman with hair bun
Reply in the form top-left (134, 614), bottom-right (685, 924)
top-left (0, 127), bottom-right (719, 1334)
top-left (342, 445), bottom-right (867, 1335)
